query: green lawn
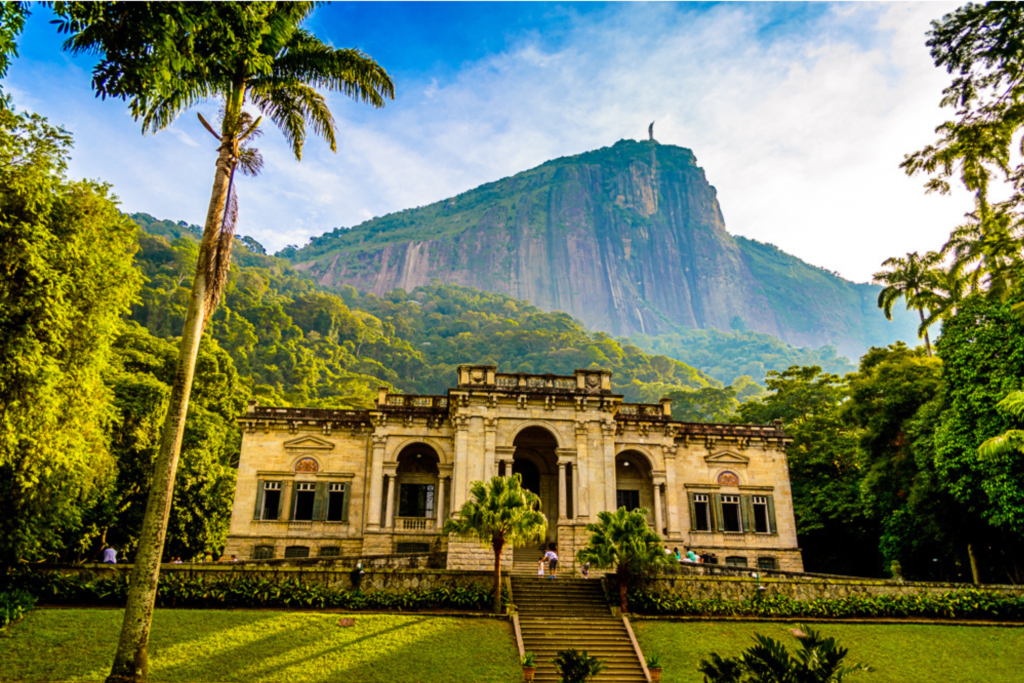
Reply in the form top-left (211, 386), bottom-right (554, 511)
top-left (632, 619), bottom-right (1024, 683)
top-left (0, 609), bottom-right (520, 682)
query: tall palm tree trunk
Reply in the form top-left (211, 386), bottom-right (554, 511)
top-left (492, 537), bottom-right (504, 614)
top-left (918, 309), bottom-right (933, 357)
top-left (106, 141), bottom-right (236, 683)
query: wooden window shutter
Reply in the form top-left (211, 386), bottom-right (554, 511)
top-left (342, 483), bottom-right (350, 523)
top-left (740, 495), bottom-right (752, 533)
top-left (253, 482), bottom-right (265, 521)
top-left (767, 495), bottom-right (778, 534)
top-left (687, 492), bottom-right (697, 531)
top-left (713, 493), bottom-right (724, 532)
top-left (313, 482), bottom-right (327, 521)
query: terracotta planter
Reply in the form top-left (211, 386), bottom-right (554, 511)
top-left (649, 666), bottom-right (662, 682)
top-left (522, 665), bottom-right (536, 682)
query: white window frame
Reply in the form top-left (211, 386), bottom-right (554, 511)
top-left (722, 494), bottom-right (743, 533)
top-left (693, 493), bottom-right (711, 531)
top-left (752, 495), bottom-right (770, 534)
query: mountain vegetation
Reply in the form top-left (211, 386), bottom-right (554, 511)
top-left (283, 139), bottom-right (919, 358)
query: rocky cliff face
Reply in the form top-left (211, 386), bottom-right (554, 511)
top-left (291, 140), bottom-right (916, 357)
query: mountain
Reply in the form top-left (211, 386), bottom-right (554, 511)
top-left (286, 139), bottom-right (917, 358)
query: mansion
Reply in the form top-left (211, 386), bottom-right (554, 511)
top-left (224, 365), bottom-right (804, 573)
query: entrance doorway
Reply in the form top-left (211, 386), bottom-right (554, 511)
top-left (512, 427), bottom-right (560, 542)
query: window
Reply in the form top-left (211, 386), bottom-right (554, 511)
top-left (396, 542), bottom-right (431, 554)
top-left (293, 482), bottom-right (316, 520)
top-left (617, 489), bottom-right (641, 511)
top-left (752, 496), bottom-right (771, 533)
top-left (319, 546), bottom-right (340, 558)
top-left (722, 495), bottom-right (742, 532)
top-left (326, 483), bottom-right (348, 522)
top-left (253, 545), bottom-right (274, 560)
top-left (692, 493), bottom-right (711, 531)
top-left (261, 482), bottom-right (281, 520)
top-left (284, 546), bottom-right (310, 559)
top-left (758, 557), bottom-right (778, 571)
top-left (399, 483), bottom-right (435, 518)
top-left (726, 556), bottom-right (748, 568)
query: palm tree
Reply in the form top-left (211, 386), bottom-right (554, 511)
top-left (54, 5), bottom-right (394, 682)
top-left (874, 251), bottom-right (943, 356)
top-left (575, 507), bottom-right (671, 612)
top-left (698, 625), bottom-right (870, 682)
top-left (941, 201), bottom-right (1024, 303)
top-left (914, 263), bottom-right (966, 341)
top-left (979, 391), bottom-right (1024, 459)
top-left (443, 475), bottom-right (548, 614)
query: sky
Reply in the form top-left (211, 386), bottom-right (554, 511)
top-left (4, 1), bottom-right (971, 284)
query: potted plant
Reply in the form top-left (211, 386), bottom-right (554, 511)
top-left (522, 652), bottom-right (537, 682)
top-left (552, 649), bottom-right (606, 683)
top-left (646, 653), bottom-right (663, 682)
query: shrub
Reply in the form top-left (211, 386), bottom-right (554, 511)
top-left (629, 589), bottom-right (1024, 621)
top-left (698, 625), bottom-right (870, 682)
top-left (552, 649), bottom-right (606, 683)
top-left (1, 571), bottom-right (499, 612)
top-left (0, 589), bottom-right (36, 629)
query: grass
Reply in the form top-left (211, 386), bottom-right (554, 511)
top-left (632, 619), bottom-right (1024, 683)
top-left (0, 608), bottom-right (520, 682)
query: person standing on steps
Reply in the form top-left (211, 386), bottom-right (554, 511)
top-left (538, 556), bottom-right (545, 578)
top-left (543, 543), bottom-right (558, 579)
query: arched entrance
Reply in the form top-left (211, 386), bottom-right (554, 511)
top-left (392, 443), bottom-right (442, 532)
top-left (512, 427), bottom-right (560, 542)
top-left (615, 450), bottom-right (656, 528)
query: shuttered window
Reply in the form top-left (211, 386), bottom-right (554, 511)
top-left (721, 495), bottom-right (742, 532)
top-left (326, 483), bottom-right (349, 522)
top-left (292, 482), bottom-right (316, 521)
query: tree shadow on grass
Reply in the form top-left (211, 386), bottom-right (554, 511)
top-left (152, 615), bottom-right (430, 682)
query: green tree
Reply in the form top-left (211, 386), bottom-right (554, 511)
top-left (442, 475), bottom-right (548, 614)
top-left (575, 507), bottom-right (671, 612)
top-left (667, 386), bottom-right (738, 422)
top-left (738, 367), bottom-right (875, 576)
top-left (52, 4), bottom-right (394, 681)
top-left (0, 1), bottom-right (28, 106)
top-left (698, 626), bottom-right (870, 683)
top-left (0, 108), bottom-right (140, 563)
top-left (902, 2), bottom-right (1024, 303)
top-left (931, 293), bottom-right (1024, 582)
top-left (874, 251), bottom-right (942, 356)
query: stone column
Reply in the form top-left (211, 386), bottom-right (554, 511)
top-left (558, 462), bottom-right (568, 521)
top-left (653, 481), bottom-right (664, 537)
top-left (384, 470), bottom-right (397, 529)
top-left (452, 415), bottom-right (470, 510)
top-left (572, 463), bottom-right (580, 520)
top-left (601, 421), bottom-right (617, 512)
top-left (484, 417), bottom-right (497, 480)
top-left (574, 422), bottom-right (591, 519)
top-left (280, 480), bottom-right (293, 521)
top-left (663, 444), bottom-right (680, 535)
top-left (436, 476), bottom-right (447, 527)
top-left (367, 434), bottom-right (387, 530)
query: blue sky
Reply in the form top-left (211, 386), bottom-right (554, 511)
top-left (4, 2), bottom-right (967, 282)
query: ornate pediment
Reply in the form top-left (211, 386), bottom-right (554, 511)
top-left (704, 450), bottom-right (749, 466)
top-left (283, 435), bottom-right (335, 451)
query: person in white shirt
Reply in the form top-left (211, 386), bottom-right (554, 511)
top-left (542, 544), bottom-right (559, 579)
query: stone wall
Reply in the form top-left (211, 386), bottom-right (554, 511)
top-left (33, 563), bottom-right (492, 593)
top-left (642, 574), bottom-right (1024, 602)
top-left (447, 538), bottom-right (511, 571)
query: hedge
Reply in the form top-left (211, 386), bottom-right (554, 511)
top-left (1, 571), bottom-right (503, 612)
top-left (629, 589), bottom-right (1024, 620)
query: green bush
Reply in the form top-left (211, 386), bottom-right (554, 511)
top-left (629, 589), bottom-right (1024, 620)
top-left (2, 571), bottom-right (498, 612)
top-left (0, 589), bottom-right (36, 628)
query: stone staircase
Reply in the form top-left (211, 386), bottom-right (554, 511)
top-left (511, 576), bottom-right (648, 683)
top-left (512, 546), bottom-right (548, 576)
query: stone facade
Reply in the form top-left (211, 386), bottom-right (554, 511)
top-left (224, 365), bottom-right (804, 572)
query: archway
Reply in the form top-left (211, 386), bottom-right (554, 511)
top-left (393, 443), bottom-right (441, 530)
top-left (512, 427), bottom-right (560, 541)
top-left (615, 450), bottom-right (656, 528)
